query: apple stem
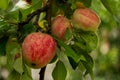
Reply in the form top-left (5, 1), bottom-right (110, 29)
top-left (39, 66), bottom-right (46, 80)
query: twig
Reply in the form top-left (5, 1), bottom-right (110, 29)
top-left (18, 2), bottom-right (50, 29)
top-left (39, 66), bottom-right (46, 80)
top-left (45, 0), bottom-right (52, 33)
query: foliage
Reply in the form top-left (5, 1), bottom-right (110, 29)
top-left (0, 0), bottom-right (120, 80)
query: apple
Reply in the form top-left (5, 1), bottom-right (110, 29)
top-left (51, 15), bottom-right (71, 40)
top-left (72, 8), bottom-right (101, 32)
top-left (22, 32), bottom-right (56, 68)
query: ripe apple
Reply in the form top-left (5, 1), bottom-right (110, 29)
top-left (51, 15), bottom-right (71, 40)
top-left (22, 32), bottom-right (56, 68)
top-left (72, 8), bottom-right (101, 32)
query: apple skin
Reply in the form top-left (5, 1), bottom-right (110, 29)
top-left (51, 15), bottom-right (71, 40)
top-left (72, 8), bottom-right (101, 32)
top-left (22, 32), bottom-right (56, 69)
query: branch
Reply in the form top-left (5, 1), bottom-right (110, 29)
top-left (18, 2), bottom-right (50, 28)
top-left (39, 66), bottom-right (46, 80)
top-left (45, 0), bottom-right (52, 33)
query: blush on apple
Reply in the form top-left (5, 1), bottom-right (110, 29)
top-left (22, 32), bottom-right (56, 68)
top-left (72, 8), bottom-right (101, 32)
top-left (51, 15), bottom-right (71, 40)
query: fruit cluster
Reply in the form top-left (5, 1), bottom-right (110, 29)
top-left (22, 8), bottom-right (101, 69)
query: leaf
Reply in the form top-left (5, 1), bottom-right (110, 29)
top-left (82, 52), bottom-right (94, 68)
top-left (53, 0), bottom-right (73, 18)
top-left (20, 64), bottom-right (33, 80)
top-left (13, 47), bottom-right (24, 75)
top-left (0, 21), bottom-right (10, 38)
top-left (7, 64), bottom-right (33, 80)
top-left (4, 0), bottom-right (42, 21)
top-left (6, 36), bottom-right (23, 75)
top-left (55, 37), bottom-right (80, 63)
top-left (7, 70), bottom-right (21, 80)
top-left (18, 10), bottom-right (23, 22)
top-left (0, 21), bottom-right (17, 38)
top-left (0, 36), bottom-right (8, 56)
top-left (68, 0), bottom-right (92, 9)
top-left (64, 28), bottom-right (73, 41)
top-left (0, 0), bottom-right (9, 10)
top-left (73, 30), bottom-right (98, 53)
top-left (19, 23), bottom-right (36, 42)
top-left (81, 60), bottom-right (94, 80)
top-left (100, 0), bottom-right (120, 23)
top-left (68, 57), bottom-right (78, 70)
top-left (52, 60), bottom-right (67, 80)
top-left (58, 51), bottom-right (82, 80)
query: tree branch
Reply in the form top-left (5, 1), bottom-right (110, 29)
top-left (39, 66), bottom-right (46, 80)
top-left (45, 0), bottom-right (52, 33)
top-left (18, 2), bottom-right (50, 29)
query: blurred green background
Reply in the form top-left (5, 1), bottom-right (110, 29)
top-left (91, 0), bottom-right (120, 80)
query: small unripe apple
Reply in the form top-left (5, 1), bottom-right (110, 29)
top-left (51, 15), bottom-right (71, 40)
top-left (22, 32), bottom-right (56, 68)
top-left (72, 8), bottom-right (101, 32)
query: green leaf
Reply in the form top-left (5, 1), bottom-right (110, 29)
top-left (52, 60), bottom-right (67, 80)
top-left (0, 21), bottom-right (10, 38)
top-left (0, 0), bottom-right (9, 10)
top-left (53, 0), bottom-right (73, 18)
top-left (20, 64), bottom-right (33, 80)
top-left (7, 70), bottom-right (21, 80)
top-left (81, 60), bottom-right (94, 80)
top-left (82, 52), bottom-right (94, 68)
top-left (55, 38), bottom-right (80, 63)
top-left (4, 0), bottom-right (42, 21)
top-left (68, 0), bottom-right (92, 9)
top-left (7, 64), bottom-right (33, 80)
top-left (100, 0), bottom-right (120, 23)
top-left (64, 28), bottom-right (73, 41)
top-left (6, 37), bottom-right (21, 71)
top-left (58, 51), bottom-right (82, 80)
top-left (19, 23), bottom-right (36, 42)
top-left (13, 48), bottom-right (23, 75)
top-left (31, 0), bottom-right (43, 10)
top-left (68, 57), bottom-right (78, 69)
top-left (0, 21), bottom-right (17, 38)
top-left (73, 30), bottom-right (98, 53)
top-left (0, 36), bottom-right (8, 56)
top-left (18, 10), bottom-right (23, 22)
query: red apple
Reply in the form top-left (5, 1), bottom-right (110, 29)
top-left (51, 15), bottom-right (71, 40)
top-left (22, 32), bottom-right (56, 68)
top-left (72, 8), bottom-right (101, 32)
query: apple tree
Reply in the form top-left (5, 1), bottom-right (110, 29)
top-left (0, 0), bottom-right (119, 80)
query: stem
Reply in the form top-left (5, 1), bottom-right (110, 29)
top-left (18, 2), bottom-right (50, 30)
top-left (45, 0), bottom-right (52, 33)
top-left (39, 66), bottom-right (46, 80)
